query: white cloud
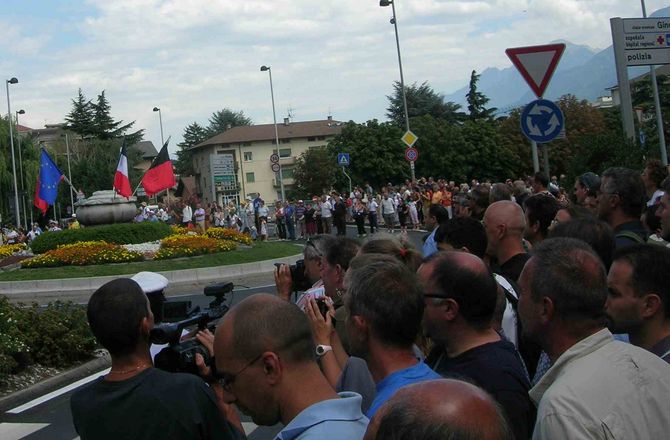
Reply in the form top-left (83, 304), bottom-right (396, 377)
top-left (4, 0), bottom-right (668, 156)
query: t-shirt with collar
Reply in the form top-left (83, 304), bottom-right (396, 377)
top-left (366, 361), bottom-right (441, 418)
top-left (274, 392), bottom-right (368, 440)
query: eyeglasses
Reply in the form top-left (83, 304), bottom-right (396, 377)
top-left (216, 353), bottom-right (263, 392)
top-left (424, 293), bottom-right (449, 300)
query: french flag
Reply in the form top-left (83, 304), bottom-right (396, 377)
top-left (114, 138), bottom-right (132, 198)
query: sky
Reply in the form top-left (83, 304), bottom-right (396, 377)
top-left (0, 0), bottom-right (667, 156)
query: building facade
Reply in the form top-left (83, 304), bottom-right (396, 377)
top-left (190, 117), bottom-right (342, 205)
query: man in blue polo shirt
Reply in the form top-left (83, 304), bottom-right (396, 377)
top-left (214, 294), bottom-right (368, 439)
top-left (344, 254), bottom-right (440, 418)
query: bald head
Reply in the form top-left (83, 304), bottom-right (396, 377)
top-left (484, 201), bottom-right (526, 236)
top-left (365, 379), bottom-right (512, 440)
top-left (214, 293), bottom-right (314, 364)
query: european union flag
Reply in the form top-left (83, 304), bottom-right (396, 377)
top-left (38, 149), bottom-right (64, 205)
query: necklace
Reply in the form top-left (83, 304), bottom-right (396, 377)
top-left (108, 364), bottom-right (151, 375)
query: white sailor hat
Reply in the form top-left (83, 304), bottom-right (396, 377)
top-left (131, 271), bottom-right (168, 293)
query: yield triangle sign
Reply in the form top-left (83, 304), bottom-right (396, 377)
top-left (505, 43), bottom-right (565, 98)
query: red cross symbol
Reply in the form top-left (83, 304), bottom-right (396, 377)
top-left (657, 35), bottom-right (665, 46)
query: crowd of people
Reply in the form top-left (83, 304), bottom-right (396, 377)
top-left (68, 159), bottom-right (670, 440)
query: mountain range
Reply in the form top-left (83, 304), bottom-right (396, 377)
top-left (443, 6), bottom-right (670, 113)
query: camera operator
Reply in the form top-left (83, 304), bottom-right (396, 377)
top-left (70, 278), bottom-right (244, 440)
top-left (274, 234), bottom-right (335, 308)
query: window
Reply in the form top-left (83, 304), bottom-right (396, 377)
top-left (279, 148), bottom-right (292, 158)
top-left (282, 167), bottom-right (294, 179)
top-left (246, 172), bottom-right (255, 183)
top-left (307, 137), bottom-right (316, 142)
top-left (243, 151), bottom-right (253, 161)
top-left (242, 142), bottom-right (252, 146)
top-left (317, 136), bottom-right (326, 140)
top-left (280, 138), bottom-right (291, 144)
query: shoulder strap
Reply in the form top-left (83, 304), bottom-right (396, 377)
top-left (493, 273), bottom-right (519, 307)
top-left (616, 230), bottom-right (645, 244)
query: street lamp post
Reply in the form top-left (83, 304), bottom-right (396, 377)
top-left (260, 65), bottom-right (286, 201)
top-left (15, 109), bottom-right (28, 229)
top-left (5, 77), bottom-right (21, 227)
top-left (153, 107), bottom-right (164, 146)
top-left (380, 0), bottom-right (415, 182)
top-left (64, 133), bottom-right (74, 212)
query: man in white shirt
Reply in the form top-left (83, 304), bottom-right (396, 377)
top-left (181, 202), bottom-right (193, 227)
top-left (380, 193), bottom-right (395, 233)
top-left (518, 237), bottom-right (670, 440)
top-left (320, 195), bottom-right (333, 234)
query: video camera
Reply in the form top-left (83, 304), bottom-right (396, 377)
top-left (149, 281), bottom-right (233, 375)
top-left (275, 259), bottom-right (312, 292)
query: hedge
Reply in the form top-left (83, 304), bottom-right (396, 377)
top-left (0, 297), bottom-right (96, 377)
top-left (30, 222), bottom-right (172, 254)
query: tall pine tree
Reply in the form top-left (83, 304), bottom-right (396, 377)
top-left (466, 70), bottom-right (497, 121)
top-left (206, 109), bottom-right (252, 137)
top-left (65, 88), bottom-right (95, 136)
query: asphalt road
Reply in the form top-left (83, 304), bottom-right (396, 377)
top-left (0, 225), bottom-right (430, 440)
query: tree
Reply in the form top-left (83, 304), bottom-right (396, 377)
top-left (64, 89), bottom-right (94, 136)
top-left (90, 91), bottom-right (140, 141)
top-left (64, 89), bottom-right (142, 143)
top-left (292, 147), bottom-right (338, 197)
top-left (327, 120), bottom-right (407, 188)
top-left (175, 122), bottom-right (208, 176)
top-left (466, 70), bottom-right (496, 120)
top-left (386, 81), bottom-right (465, 126)
top-left (206, 109), bottom-right (252, 137)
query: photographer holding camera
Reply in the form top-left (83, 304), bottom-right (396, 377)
top-left (70, 278), bottom-right (244, 440)
top-left (274, 234), bottom-right (335, 308)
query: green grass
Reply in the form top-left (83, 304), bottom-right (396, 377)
top-left (0, 242), bottom-right (301, 281)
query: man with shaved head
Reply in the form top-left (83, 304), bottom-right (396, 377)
top-left (364, 379), bottom-right (513, 440)
top-left (420, 252), bottom-right (535, 440)
top-left (213, 293), bottom-right (368, 438)
top-left (483, 200), bottom-right (529, 282)
top-left (518, 238), bottom-right (670, 439)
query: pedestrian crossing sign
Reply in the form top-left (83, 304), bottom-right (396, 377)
top-left (337, 153), bottom-right (350, 166)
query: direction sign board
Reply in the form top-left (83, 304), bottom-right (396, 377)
top-left (270, 153), bottom-right (280, 163)
top-left (401, 130), bottom-right (418, 148)
top-left (619, 17), bottom-right (670, 66)
top-left (337, 153), bottom-right (350, 166)
top-left (405, 148), bottom-right (419, 162)
top-left (506, 44), bottom-right (565, 98)
top-left (520, 99), bottom-right (564, 143)
top-left (271, 163), bottom-right (281, 173)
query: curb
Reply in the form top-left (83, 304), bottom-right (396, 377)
top-left (0, 352), bottom-right (111, 413)
top-left (0, 251), bottom-right (303, 303)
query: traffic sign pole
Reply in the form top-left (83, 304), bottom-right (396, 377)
top-left (531, 141), bottom-right (539, 173)
top-left (640, 1), bottom-right (668, 166)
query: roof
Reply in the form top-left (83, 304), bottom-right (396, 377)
top-left (131, 140), bottom-right (159, 159)
top-left (16, 124), bottom-right (33, 132)
top-left (193, 119), bottom-right (344, 149)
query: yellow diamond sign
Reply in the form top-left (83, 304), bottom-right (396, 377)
top-left (401, 130), bottom-right (418, 147)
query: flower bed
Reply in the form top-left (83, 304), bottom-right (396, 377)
top-left (205, 228), bottom-right (253, 245)
top-left (21, 241), bottom-right (143, 268)
top-left (0, 243), bottom-right (27, 259)
top-left (154, 235), bottom-right (237, 260)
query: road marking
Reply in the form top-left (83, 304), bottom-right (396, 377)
top-left (7, 368), bottom-right (110, 414)
top-left (0, 422), bottom-right (49, 439)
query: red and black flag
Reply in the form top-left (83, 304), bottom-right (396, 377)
top-left (141, 139), bottom-right (176, 197)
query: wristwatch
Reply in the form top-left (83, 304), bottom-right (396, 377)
top-left (315, 344), bottom-right (333, 356)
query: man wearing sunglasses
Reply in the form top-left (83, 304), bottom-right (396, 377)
top-left (213, 294), bottom-right (369, 439)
